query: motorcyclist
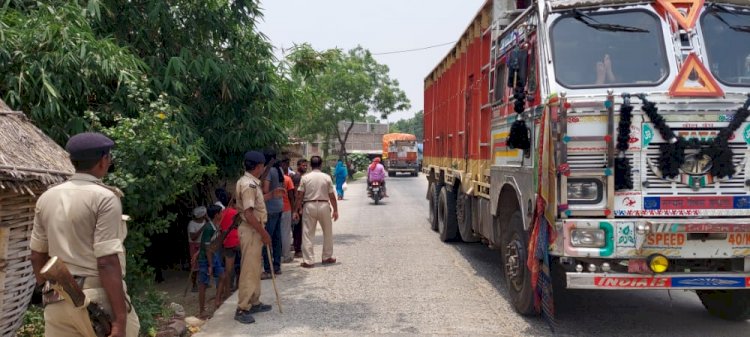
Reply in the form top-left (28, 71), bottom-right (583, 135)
top-left (367, 157), bottom-right (388, 198)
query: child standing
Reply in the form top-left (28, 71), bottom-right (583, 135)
top-left (198, 205), bottom-right (226, 318)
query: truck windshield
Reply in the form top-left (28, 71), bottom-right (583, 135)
top-left (702, 8), bottom-right (750, 86)
top-left (550, 10), bottom-right (667, 88)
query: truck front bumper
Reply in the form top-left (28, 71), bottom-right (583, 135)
top-left (557, 218), bottom-right (750, 259)
top-left (566, 272), bottom-right (750, 290)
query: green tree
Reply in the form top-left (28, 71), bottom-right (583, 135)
top-left (0, 1), bottom-right (145, 143)
top-left (93, 0), bottom-right (295, 178)
top-left (286, 45), bottom-right (410, 159)
top-left (390, 110), bottom-right (424, 140)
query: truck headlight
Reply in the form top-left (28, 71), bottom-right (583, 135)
top-left (570, 228), bottom-right (606, 248)
top-left (567, 178), bottom-right (603, 204)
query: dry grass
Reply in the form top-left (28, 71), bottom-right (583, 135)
top-left (0, 99), bottom-right (73, 194)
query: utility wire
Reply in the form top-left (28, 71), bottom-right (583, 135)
top-left (372, 41), bottom-right (457, 55)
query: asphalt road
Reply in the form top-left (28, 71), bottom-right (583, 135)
top-left (195, 174), bottom-right (750, 337)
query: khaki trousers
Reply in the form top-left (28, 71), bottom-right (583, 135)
top-left (45, 282), bottom-right (140, 337)
top-left (237, 224), bottom-right (263, 310)
top-left (302, 202), bottom-right (333, 265)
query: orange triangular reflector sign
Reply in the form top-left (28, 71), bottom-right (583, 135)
top-left (656, 0), bottom-right (705, 30)
top-left (669, 53), bottom-right (724, 97)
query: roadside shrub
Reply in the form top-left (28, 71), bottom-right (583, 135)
top-left (88, 77), bottom-right (214, 334)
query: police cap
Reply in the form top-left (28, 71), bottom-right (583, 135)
top-left (65, 132), bottom-right (115, 161)
top-left (244, 151), bottom-right (266, 164)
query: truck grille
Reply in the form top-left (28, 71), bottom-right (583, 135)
top-left (642, 142), bottom-right (748, 196)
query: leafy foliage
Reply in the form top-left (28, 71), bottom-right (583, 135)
top-left (92, 0), bottom-right (294, 178)
top-left (129, 288), bottom-right (173, 337)
top-left (89, 77), bottom-right (215, 294)
top-left (286, 45), bottom-right (410, 158)
top-left (348, 153), bottom-right (370, 173)
top-left (16, 304), bottom-right (44, 337)
top-left (0, 1), bottom-right (144, 143)
top-left (389, 110), bottom-right (424, 141)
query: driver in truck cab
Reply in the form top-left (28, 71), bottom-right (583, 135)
top-left (367, 157), bottom-right (388, 198)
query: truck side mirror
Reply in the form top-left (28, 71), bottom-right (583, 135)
top-left (507, 48), bottom-right (528, 89)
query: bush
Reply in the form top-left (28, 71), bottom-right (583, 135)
top-left (130, 289), bottom-right (173, 337)
top-left (16, 304), bottom-right (44, 337)
top-left (89, 77), bottom-right (214, 335)
top-left (348, 153), bottom-right (370, 172)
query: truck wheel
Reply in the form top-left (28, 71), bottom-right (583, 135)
top-left (456, 192), bottom-right (479, 243)
top-left (438, 187), bottom-right (459, 242)
top-left (428, 183), bottom-right (441, 232)
top-left (501, 210), bottom-right (535, 315)
top-left (697, 289), bottom-right (750, 321)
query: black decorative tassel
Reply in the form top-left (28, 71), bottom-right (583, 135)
top-left (507, 87), bottom-right (530, 150)
top-left (614, 157), bottom-right (633, 190)
top-left (659, 139), bottom-right (686, 179)
top-left (614, 102), bottom-right (633, 190)
top-left (709, 140), bottom-right (735, 178)
top-left (508, 120), bottom-right (530, 150)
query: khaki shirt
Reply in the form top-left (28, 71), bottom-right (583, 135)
top-left (236, 172), bottom-right (268, 224)
top-left (298, 169), bottom-right (335, 202)
top-left (30, 173), bottom-right (127, 278)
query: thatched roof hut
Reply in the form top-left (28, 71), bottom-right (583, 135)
top-left (0, 99), bottom-right (73, 336)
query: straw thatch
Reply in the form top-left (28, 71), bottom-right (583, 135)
top-left (0, 99), bottom-right (73, 195)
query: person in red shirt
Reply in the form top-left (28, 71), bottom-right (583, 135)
top-left (216, 188), bottom-right (239, 295)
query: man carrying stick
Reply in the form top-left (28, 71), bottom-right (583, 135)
top-left (234, 151), bottom-right (279, 324)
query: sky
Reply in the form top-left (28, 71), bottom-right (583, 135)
top-left (257, 0), bottom-right (487, 123)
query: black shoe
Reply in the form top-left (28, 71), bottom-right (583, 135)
top-left (249, 303), bottom-right (273, 313)
top-left (234, 309), bottom-right (256, 324)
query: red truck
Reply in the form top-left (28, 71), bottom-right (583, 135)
top-left (424, 0), bottom-right (750, 320)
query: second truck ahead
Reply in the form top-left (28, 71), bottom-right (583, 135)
top-left (382, 133), bottom-right (419, 177)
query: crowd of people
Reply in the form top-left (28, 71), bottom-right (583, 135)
top-left (28, 131), bottom-right (391, 336)
top-left (186, 151), bottom-right (341, 323)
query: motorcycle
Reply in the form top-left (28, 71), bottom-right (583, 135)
top-left (368, 181), bottom-right (383, 204)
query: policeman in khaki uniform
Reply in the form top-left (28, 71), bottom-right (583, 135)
top-left (293, 156), bottom-right (339, 268)
top-left (234, 151), bottom-right (278, 324)
top-left (30, 132), bottom-right (140, 337)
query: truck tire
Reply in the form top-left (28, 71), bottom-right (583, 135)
top-left (438, 187), bottom-right (459, 242)
top-left (697, 289), bottom-right (750, 321)
top-left (456, 192), bottom-right (479, 243)
top-left (501, 210), bottom-right (535, 315)
top-left (428, 183), bottom-right (441, 232)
